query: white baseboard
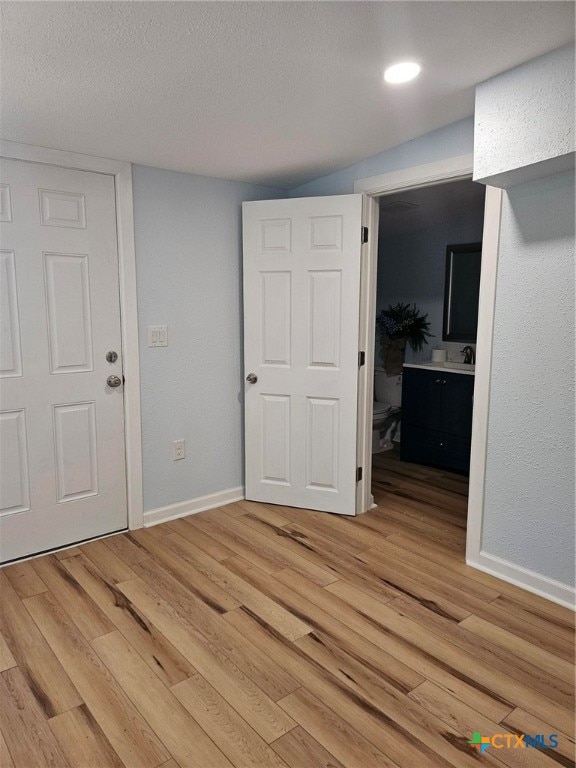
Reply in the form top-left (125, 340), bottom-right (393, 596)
top-left (143, 486), bottom-right (245, 528)
top-left (467, 550), bottom-right (576, 610)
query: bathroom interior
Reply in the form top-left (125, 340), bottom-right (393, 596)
top-left (371, 178), bottom-right (486, 524)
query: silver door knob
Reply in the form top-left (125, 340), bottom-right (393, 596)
top-left (246, 373), bottom-right (258, 384)
top-left (107, 375), bottom-right (122, 388)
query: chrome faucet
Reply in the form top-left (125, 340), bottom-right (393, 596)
top-left (461, 346), bottom-right (475, 365)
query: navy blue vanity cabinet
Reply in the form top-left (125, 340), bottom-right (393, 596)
top-left (401, 367), bottom-right (474, 474)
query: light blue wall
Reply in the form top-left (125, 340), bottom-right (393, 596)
top-left (475, 45), bottom-right (575, 589)
top-left (482, 171), bottom-right (575, 585)
top-left (132, 165), bottom-right (284, 512)
top-left (289, 117), bottom-right (474, 198)
top-left (132, 117), bottom-right (474, 512)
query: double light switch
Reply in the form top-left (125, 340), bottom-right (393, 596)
top-left (147, 325), bottom-right (168, 347)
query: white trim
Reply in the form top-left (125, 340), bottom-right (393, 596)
top-left (114, 164), bottom-right (144, 530)
top-left (466, 187), bottom-right (502, 564)
top-left (353, 154), bottom-right (474, 195)
top-left (143, 487), bottom-right (245, 527)
top-left (356, 194), bottom-right (379, 514)
top-left (0, 140), bottom-right (129, 176)
top-left (0, 139), bottom-right (144, 530)
top-left (467, 550), bottom-right (575, 610)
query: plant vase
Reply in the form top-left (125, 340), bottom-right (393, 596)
top-left (382, 337), bottom-right (406, 376)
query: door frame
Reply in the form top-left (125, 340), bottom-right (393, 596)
top-left (0, 140), bottom-right (144, 531)
top-left (354, 154), bottom-right (502, 568)
top-left (356, 194), bottom-right (379, 514)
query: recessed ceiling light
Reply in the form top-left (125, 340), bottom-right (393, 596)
top-left (384, 62), bottom-right (421, 84)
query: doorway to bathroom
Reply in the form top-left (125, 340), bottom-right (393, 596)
top-left (355, 157), bottom-right (502, 565)
top-left (370, 177), bottom-right (485, 548)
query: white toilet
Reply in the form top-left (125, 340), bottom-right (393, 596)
top-left (373, 368), bottom-right (402, 452)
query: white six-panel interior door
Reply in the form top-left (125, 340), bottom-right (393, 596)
top-left (243, 195), bottom-right (365, 515)
top-left (0, 157), bottom-right (127, 562)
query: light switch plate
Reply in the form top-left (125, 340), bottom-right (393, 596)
top-left (148, 325), bottom-right (168, 347)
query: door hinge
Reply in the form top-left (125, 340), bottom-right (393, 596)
top-left (358, 351), bottom-right (365, 367)
top-left (361, 226), bottom-right (369, 244)
top-left (356, 466), bottom-right (363, 483)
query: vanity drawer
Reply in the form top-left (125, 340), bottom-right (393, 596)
top-left (401, 426), bottom-right (471, 474)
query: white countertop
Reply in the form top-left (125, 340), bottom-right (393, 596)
top-left (403, 362), bottom-right (475, 376)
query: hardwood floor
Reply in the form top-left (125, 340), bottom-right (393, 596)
top-left (1, 451), bottom-right (574, 768)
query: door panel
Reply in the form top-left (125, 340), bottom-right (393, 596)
top-left (0, 157), bottom-right (127, 562)
top-left (243, 195), bottom-right (363, 515)
top-left (261, 271), bottom-right (291, 366)
top-left (53, 402), bottom-right (98, 502)
top-left (306, 396), bottom-right (339, 490)
top-left (39, 188), bottom-right (87, 228)
top-left (308, 270), bottom-right (341, 368)
top-left (0, 250), bottom-right (22, 377)
top-left (261, 394), bottom-right (291, 485)
top-left (44, 252), bottom-right (94, 373)
top-left (0, 184), bottom-right (13, 222)
top-left (0, 409), bottom-right (30, 514)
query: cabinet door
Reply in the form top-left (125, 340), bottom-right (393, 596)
top-left (400, 426), bottom-right (471, 473)
top-left (401, 368), bottom-right (442, 432)
top-left (440, 373), bottom-right (474, 438)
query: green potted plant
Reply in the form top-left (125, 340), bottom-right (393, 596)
top-left (376, 302), bottom-right (433, 375)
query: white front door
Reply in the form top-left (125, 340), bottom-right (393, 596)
top-left (243, 195), bottom-right (365, 515)
top-left (0, 158), bottom-right (127, 562)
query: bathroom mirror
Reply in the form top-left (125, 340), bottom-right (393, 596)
top-left (443, 242), bottom-right (482, 342)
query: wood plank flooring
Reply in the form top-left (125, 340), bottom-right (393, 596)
top-left (1, 450), bottom-right (574, 767)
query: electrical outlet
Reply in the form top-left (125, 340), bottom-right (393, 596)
top-left (148, 325), bottom-right (168, 347)
top-left (173, 439), bottom-right (186, 460)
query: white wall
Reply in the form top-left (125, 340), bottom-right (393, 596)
top-left (475, 44), bottom-right (575, 188)
top-left (132, 165), bottom-right (283, 513)
top-left (482, 171), bottom-right (575, 586)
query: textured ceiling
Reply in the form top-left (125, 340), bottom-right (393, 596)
top-left (1, 2), bottom-right (574, 188)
